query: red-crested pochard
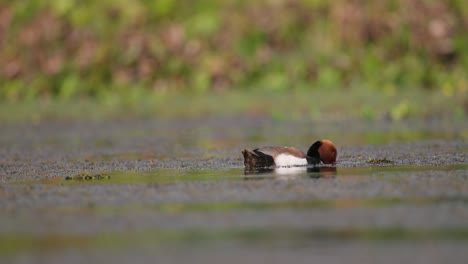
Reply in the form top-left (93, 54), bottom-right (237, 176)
top-left (241, 139), bottom-right (337, 168)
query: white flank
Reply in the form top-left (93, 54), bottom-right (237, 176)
top-left (274, 154), bottom-right (308, 167)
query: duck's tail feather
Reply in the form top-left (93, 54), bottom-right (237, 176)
top-left (241, 149), bottom-right (275, 168)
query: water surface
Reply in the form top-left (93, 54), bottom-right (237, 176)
top-left (0, 117), bottom-right (466, 264)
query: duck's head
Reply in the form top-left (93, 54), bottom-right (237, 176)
top-left (307, 139), bottom-right (337, 165)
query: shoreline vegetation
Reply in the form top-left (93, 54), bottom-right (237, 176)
top-left (0, 1), bottom-right (467, 121)
top-left (0, 89), bottom-right (465, 123)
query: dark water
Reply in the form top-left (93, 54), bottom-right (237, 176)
top-left (0, 117), bottom-right (467, 263)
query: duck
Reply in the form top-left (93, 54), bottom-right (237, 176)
top-left (241, 139), bottom-right (337, 168)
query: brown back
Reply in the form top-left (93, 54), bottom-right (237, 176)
top-left (254, 146), bottom-right (306, 158)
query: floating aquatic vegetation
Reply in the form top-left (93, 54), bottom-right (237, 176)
top-left (65, 172), bottom-right (111, 181)
top-left (367, 158), bottom-right (394, 164)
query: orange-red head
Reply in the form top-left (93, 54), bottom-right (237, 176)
top-left (318, 139), bottom-right (337, 164)
top-left (307, 139), bottom-right (337, 165)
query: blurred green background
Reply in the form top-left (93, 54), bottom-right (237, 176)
top-left (0, 0), bottom-right (466, 121)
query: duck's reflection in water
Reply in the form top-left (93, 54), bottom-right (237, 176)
top-left (244, 166), bottom-right (337, 179)
top-left (306, 166), bottom-right (337, 178)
